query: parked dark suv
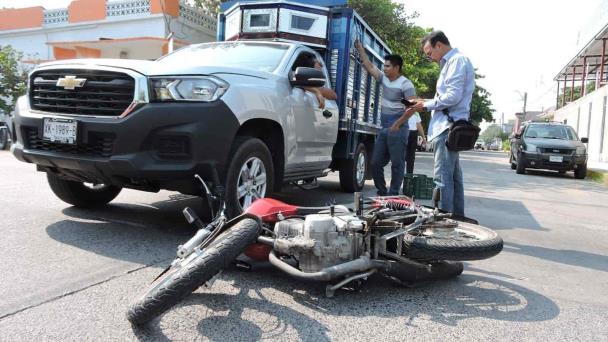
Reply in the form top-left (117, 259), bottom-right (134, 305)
top-left (509, 122), bottom-right (588, 179)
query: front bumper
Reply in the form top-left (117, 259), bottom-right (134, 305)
top-left (11, 97), bottom-right (240, 194)
top-left (521, 151), bottom-right (587, 171)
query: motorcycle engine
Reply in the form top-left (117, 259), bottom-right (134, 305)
top-left (273, 212), bottom-right (365, 273)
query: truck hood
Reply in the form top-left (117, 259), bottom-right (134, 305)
top-left (37, 58), bottom-right (274, 79)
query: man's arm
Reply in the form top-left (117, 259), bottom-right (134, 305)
top-left (355, 40), bottom-right (382, 81)
top-left (318, 87), bottom-right (337, 100)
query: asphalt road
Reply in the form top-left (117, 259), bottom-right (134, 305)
top-left (0, 149), bottom-right (607, 341)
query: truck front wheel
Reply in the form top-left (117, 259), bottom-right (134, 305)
top-left (339, 143), bottom-right (367, 193)
top-left (225, 137), bottom-right (274, 218)
top-left (47, 173), bottom-right (122, 207)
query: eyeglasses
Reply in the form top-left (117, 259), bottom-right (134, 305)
top-left (424, 47), bottom-right (433, 61)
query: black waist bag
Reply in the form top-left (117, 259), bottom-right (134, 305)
top-left (446, 119), bottom-right (481, 151)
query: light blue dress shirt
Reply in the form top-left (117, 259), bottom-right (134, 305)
top-left (424, 48), bottom-right (475, 141)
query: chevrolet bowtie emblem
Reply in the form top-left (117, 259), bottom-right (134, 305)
top-left (56, 75), bottom-right (87, 90)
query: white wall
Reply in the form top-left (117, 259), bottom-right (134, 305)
top-left (555, 85), bottom-right (608, 163)
top-left (0, 16), bottom-right (168, 60)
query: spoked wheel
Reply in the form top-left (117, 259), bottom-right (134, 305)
top-left (126, 217), bottom-right (260, 325)
top-left (403, 220), bottom-right (503, 261)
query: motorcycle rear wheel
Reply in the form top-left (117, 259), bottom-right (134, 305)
top-left (403, 220), bottom-right (503, 261)
top-left (126, 217), bottom-right (260, 325)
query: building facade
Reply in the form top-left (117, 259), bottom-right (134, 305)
top-left (554, 2), bottom-right (608, 165)
top-left (0, 0), bottom-right (217, 61)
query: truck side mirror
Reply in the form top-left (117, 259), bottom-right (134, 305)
top-left (514, 133), bottom-right (521, 139)
top-left (290, 67), bottom-right (325, 87)
top-left (581, 137), bottom-right (589, 143)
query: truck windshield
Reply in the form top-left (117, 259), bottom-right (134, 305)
top-left (157, 42), bottom-right (289, 72)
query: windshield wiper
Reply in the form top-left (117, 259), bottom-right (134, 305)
top-left (544, 136), bottom-right (566, 140)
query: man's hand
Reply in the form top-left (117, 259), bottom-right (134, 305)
top-left (315, 91), bottom-right (325, 109)
top-left (354, 40), bottom-right (363, 53)
top-left (389, 122), bottom-right (401, 133)
top-left (408, 99), bottom-right (426, 112)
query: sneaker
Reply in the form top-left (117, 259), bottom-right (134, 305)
top-left (376, 190), bottom-right (387, 196)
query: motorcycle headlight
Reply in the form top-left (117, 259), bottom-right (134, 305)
top-left (151, 76), bottom-right (229, 102)
top-left (525, 143), bottom-right (538, 152)
top-left (576, 146), bottom-right (586, 155)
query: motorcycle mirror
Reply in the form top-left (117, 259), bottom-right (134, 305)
top-left (195, 174), bottom-right (212, 196)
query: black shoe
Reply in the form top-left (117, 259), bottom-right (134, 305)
top-left (376, 190), bottom-right (387, 196)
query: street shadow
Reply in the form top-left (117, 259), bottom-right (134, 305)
top-left (46, 196), bottom-right (204, 265)
top-left (504, 242), bottom-right (608, 273)
top-left (464, 195), bottom-right (544, 231)
top-left (131, 265), bottom-right (559, 340)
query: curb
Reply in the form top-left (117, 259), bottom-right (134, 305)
top-left (588, 169), bottom-right (608, 185)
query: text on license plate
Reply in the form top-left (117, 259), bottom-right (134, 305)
top-left (43, 118), bottom-right (77, 144)
top-left (549, 155), bottom-right (563, 163)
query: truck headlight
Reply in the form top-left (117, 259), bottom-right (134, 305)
top-left (151, 76), bottom-right (229, 102)
top-left (525, 143), bottom-right (538, 153)
top-left (576, 146), bottom-right (586, 155)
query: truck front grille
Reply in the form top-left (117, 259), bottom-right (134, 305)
top-left (30, 69), bottom-right (135, 116)
top-left (24, 127), bottom-right (115, 158)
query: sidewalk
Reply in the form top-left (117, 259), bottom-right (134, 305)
top-left (588, 161), bottom-right (608, 184)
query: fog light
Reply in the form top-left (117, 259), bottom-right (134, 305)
top-left (531, 161), bottom-right (536, 166)
top-left (155, 136), bottom-right (190, 159)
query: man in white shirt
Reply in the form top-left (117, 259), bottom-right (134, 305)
top-left (405, 113), bottom-right (427, 174)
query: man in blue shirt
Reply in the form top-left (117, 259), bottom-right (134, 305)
top-left (407, 31), bottom-right (475, 216)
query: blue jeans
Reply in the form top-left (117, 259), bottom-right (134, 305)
top-left (372, 124), bottom-right (408, 195)
top-left (432, 130), bottom-right (465, 216)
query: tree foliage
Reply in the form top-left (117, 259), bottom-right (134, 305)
top-left (469, 73), bottom-right (494, 124)
top-left (0, 45), bottom-right (29, 115)
top-left (480, 124), bottom-right (508, 144)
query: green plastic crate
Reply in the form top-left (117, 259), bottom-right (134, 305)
top-left (402, 174), bottom-right (435, 199)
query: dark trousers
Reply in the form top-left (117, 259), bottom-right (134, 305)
top-left (405, 130), bottom-right (418, 174)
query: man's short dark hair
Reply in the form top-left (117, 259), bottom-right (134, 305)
top-left (384, 54), bottom-right (403, 71)
top-left (421, 30), bottom-right (451, 48)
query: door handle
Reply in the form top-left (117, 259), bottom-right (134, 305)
top-left (322, 110), bottom-right (333, 118)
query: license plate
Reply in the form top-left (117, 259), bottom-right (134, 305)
top-left (549, 155), bottom-right (563, 163)
top-left (43, 118), bottom-right (77, 144)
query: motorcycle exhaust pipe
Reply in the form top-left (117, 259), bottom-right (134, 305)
top-left (268, 251), bottom-right (374, 282)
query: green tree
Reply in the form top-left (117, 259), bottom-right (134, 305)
top-left (0, 45), bottom-right (28, 114)
top-left (480, 124), bottom-right (508, 145)
top-left (469, 73), bottom-right (495, 124)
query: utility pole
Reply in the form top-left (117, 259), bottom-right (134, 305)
top-left (522, 92), bottom-right (527, 122)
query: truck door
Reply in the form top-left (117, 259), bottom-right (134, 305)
top-left (287, 51), bottom-right (338, 169)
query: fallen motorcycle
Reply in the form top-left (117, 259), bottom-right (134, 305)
top-left (126, 175), bottom-right (503, 325)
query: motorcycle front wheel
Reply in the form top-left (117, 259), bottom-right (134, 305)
top-left (402, 220), bottom-right (503, 261)
top-left (126, 217), bottom-right (260, 325)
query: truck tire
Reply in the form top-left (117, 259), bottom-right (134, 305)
top-left (339, 143), bottom-right (367, 192)
top-left (509, 153), bottom-right (516, 170)
top-left (225, 137), bottom-right (274, 218)
top-left (0, 127), bottom-right (7, 150)
top-left (126, 217), bottom-right (260, 325)
top-left (47, 173), bottom-right (122, 208)
top-left (403, 221), bottom-right (503, 261)
top-left (574, 163), bottom-right (587, 179)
